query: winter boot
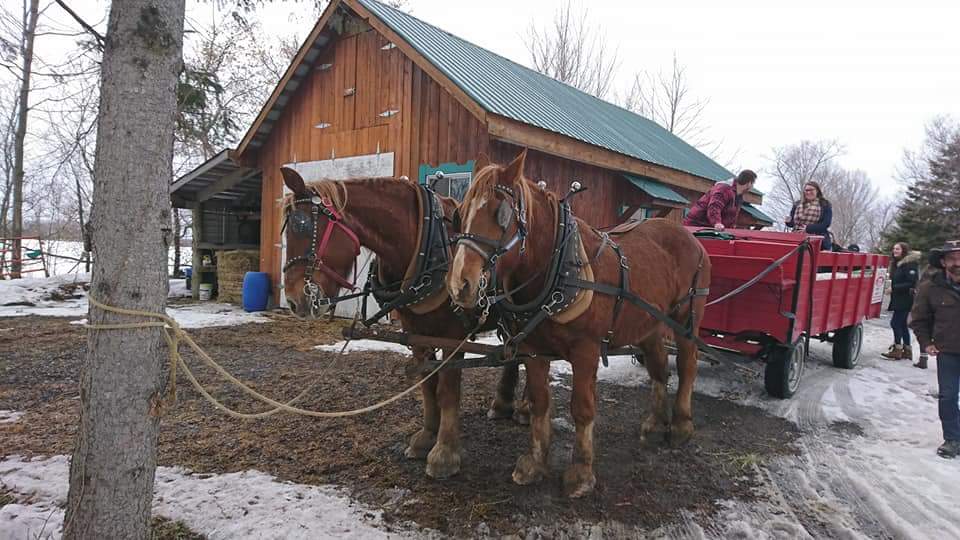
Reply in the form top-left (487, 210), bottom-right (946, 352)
top-left (914, 353), bottom-right (928, 369)
top-left (902, 345), bottom-right (913, 362)
top-left (937, 440), bottom-right (960, 459)
top-left (881, 344), bottom-right (904, 360)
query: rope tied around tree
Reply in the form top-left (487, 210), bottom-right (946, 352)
top-left (84, 295), bottom-right (476, 419)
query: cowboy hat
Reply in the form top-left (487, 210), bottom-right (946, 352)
top-left (930, 239), bottom-right (960, 268)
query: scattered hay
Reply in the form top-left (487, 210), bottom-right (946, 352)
top-left (216, 250), bottom-right (260, 304)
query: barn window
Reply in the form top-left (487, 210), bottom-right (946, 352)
top-left (419, 160), bottom-right (475, 202)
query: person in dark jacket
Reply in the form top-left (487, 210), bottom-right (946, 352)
top-left (785, 181), bottom-right (833, 250)
top-left (910, 239), bottom-right (960, 459)
top-left (913, 251), bottom-right (945, 369)
top-left (881, 243), bottom-right (921, 360)
top-left (684, 170), bottom-right (757, 231)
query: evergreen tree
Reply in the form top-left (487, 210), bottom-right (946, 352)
top-left (885, 128), bottom-right (960, 252)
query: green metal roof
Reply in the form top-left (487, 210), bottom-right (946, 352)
top-left (624, 174), bottom-right (689, 205)
top-left (355, 0), bottom-right (733, 182)
top-left (741, 202), bottom-right (775, 225)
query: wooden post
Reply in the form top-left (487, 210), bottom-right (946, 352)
top-left (192, 206), bottom-right (202, 301)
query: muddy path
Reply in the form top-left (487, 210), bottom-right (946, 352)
top-left (0, 315), bottom-right (800, 537)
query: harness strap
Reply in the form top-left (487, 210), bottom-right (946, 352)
top-left (600, 242), bottom-right (629, 367)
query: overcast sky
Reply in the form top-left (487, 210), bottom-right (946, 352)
top-left (37, 0), bottom-right (960, 198)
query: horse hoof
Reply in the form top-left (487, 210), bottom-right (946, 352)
top-left (404, 429), bottom-right (436, 460)
top-left (640, 414), bottom-right (669, 442)
top-left (562, 464), bottom-right (596, 498)
top-left (669, 419), bottom-right (694, 447)
top-left (512, 454), bottom-right (547, 485)
top-left (487, 401), bottom-right (514, 420)
top-left (425, 444), bottom-right (461, 479)
top-left (512, 409), bottom-right (531, 425)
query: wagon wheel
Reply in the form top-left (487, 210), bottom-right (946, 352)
top-left (832, 323), bottom-right (863, 370)
top-left (764, 338), bottom-right (807, 399)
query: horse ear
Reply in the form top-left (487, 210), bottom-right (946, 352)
top-left (473, 153), bottom-right (490, 174)
top-left (280, 167), bottom-right (307, 195)
top-left (502, 148), bottom-right (527, 185)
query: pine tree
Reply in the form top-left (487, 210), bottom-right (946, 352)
top-left (885, 131), bottom-right (960, 252)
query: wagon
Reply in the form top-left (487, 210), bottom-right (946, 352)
top-left (344, 229), bottom-right (888, 400)
top-left (693, 228), bottom-right (889, 398)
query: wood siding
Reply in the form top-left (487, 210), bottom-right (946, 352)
top-left (491, 141), bottom-right (682, 229)
top-left (255, 28), bottom-right (487, 293)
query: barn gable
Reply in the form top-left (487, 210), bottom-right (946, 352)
top-left (236, 0), bottom-right (733, 187)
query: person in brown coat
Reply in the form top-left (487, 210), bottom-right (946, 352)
top-left (913, 250), bottom-right (944, 369)
top-left (910, 240), bottom-right (960, 459)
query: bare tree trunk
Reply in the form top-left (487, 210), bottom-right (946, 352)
top-left (73, 174), bottom-right (90, 273)
top-left (11, 0), bottom-right (40, 278)
top-left (63, 0), bottom-right (185, 538)
top-left (172, 209), bottom-right (180, 275)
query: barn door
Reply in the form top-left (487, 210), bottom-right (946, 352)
top-left (280, 152), bottom-right (395, 319)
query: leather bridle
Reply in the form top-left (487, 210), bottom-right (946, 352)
top-left (282, 194), bottom-right (361, 313)
top-left (452, 184), bottom-right (527, 271)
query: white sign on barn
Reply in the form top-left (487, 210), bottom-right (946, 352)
top-left (280, 153), bottom-right (394, 319)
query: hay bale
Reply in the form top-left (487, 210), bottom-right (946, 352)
top-left (216, 250), bottom-right (259, 304)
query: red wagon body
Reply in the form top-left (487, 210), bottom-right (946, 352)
top-left (690, 228), bottom-right (889, 397)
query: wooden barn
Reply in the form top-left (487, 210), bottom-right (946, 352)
top-left (170, 0), bottom-right (772, 306)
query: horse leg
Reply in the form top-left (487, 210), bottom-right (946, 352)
top-left (405, 347), bottom-right (439, 459)
top-left (512, 358), bottom-right (551, 485)
top-left (670, 336), bottom-right (698, 447)
top-left (563, 346), bottom-right (599, 498)
top-left (640, 334), bottom-right (671, 442)
top-left (426, 359), bottom-right (463, 479)
top-left (488, 363), bottom-right (519, 419)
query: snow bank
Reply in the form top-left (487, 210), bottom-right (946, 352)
top-left (0, 274), bottom-right (269, 328)
top-left (0, 455), bottom-right (423, 540)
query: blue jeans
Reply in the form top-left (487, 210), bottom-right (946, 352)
top-left (938, 352), bottom-right (960, 442)
top-left (891, 310), bottom-right (911, 346)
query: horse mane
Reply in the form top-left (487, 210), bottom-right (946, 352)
top-left (464, 164), bottom-right (546, 231)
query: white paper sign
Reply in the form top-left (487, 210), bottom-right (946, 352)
top-left (871, 267), bottom-right (887, 304)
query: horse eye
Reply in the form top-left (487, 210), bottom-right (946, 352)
top-left (290, 211), bottom-right (312, 234)
top-left (451, 210), bottom-right (462, 231)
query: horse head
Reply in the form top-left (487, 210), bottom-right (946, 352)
top-left (280, 167), bottom-right (360, 319)
top-left (447, 149), bottom-right (531, 308)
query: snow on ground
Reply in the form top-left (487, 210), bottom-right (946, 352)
top-left (0, 411), bottom-right (25, 424)
top-left (0, 274), bottom-right (269, 328)
top-left (317, 339), bottom-right (413, 356)
top-left (0, 455), bottom-right (425, 540)
top-left (310, 317), bottom-right (960, 539)
top-left (16, 240), bottom-right (191, 278)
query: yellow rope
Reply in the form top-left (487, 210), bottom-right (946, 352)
top-left (84, 295), bottom-right (471, 419)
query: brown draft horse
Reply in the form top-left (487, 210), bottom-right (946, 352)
top-left (279, 167), bottom-right (524, 479)
top-left (446, 151), bottom-right (711, 497)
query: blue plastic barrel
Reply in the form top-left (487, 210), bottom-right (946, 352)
top-left (242, 271), bottom-right (271, 312)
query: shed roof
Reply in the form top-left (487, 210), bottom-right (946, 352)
top-left (741, 202), bottom-right (775, 225)
top-left (355, 0), bottom-right (731, 182)
top-left (623, 174), bottom-right (689, 206)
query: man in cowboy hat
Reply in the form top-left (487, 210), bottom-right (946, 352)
top-left (911, 239), bottom-right (960, 459)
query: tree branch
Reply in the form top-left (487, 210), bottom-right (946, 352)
top-left (53, 0), bottom-right (104, 50)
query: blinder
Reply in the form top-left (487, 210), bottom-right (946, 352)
top-left (282, 193), bottom-right (362, 315)
top-left (452, 184), bottom-right (527, 267)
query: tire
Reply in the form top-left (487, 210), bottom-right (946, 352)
top-left (765, 339), bottom-right (807, 399)
top-left (832, 323), bottom-right (863, 369)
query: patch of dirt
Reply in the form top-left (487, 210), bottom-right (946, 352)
top-left (152, 517), bottom-right (205, 540)
top-left (829, 420), bottom-right (865, 438)
top-left (0, 315), bottom-right (800, 537)
top-left (45, 282), bottom-right (88, 302)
